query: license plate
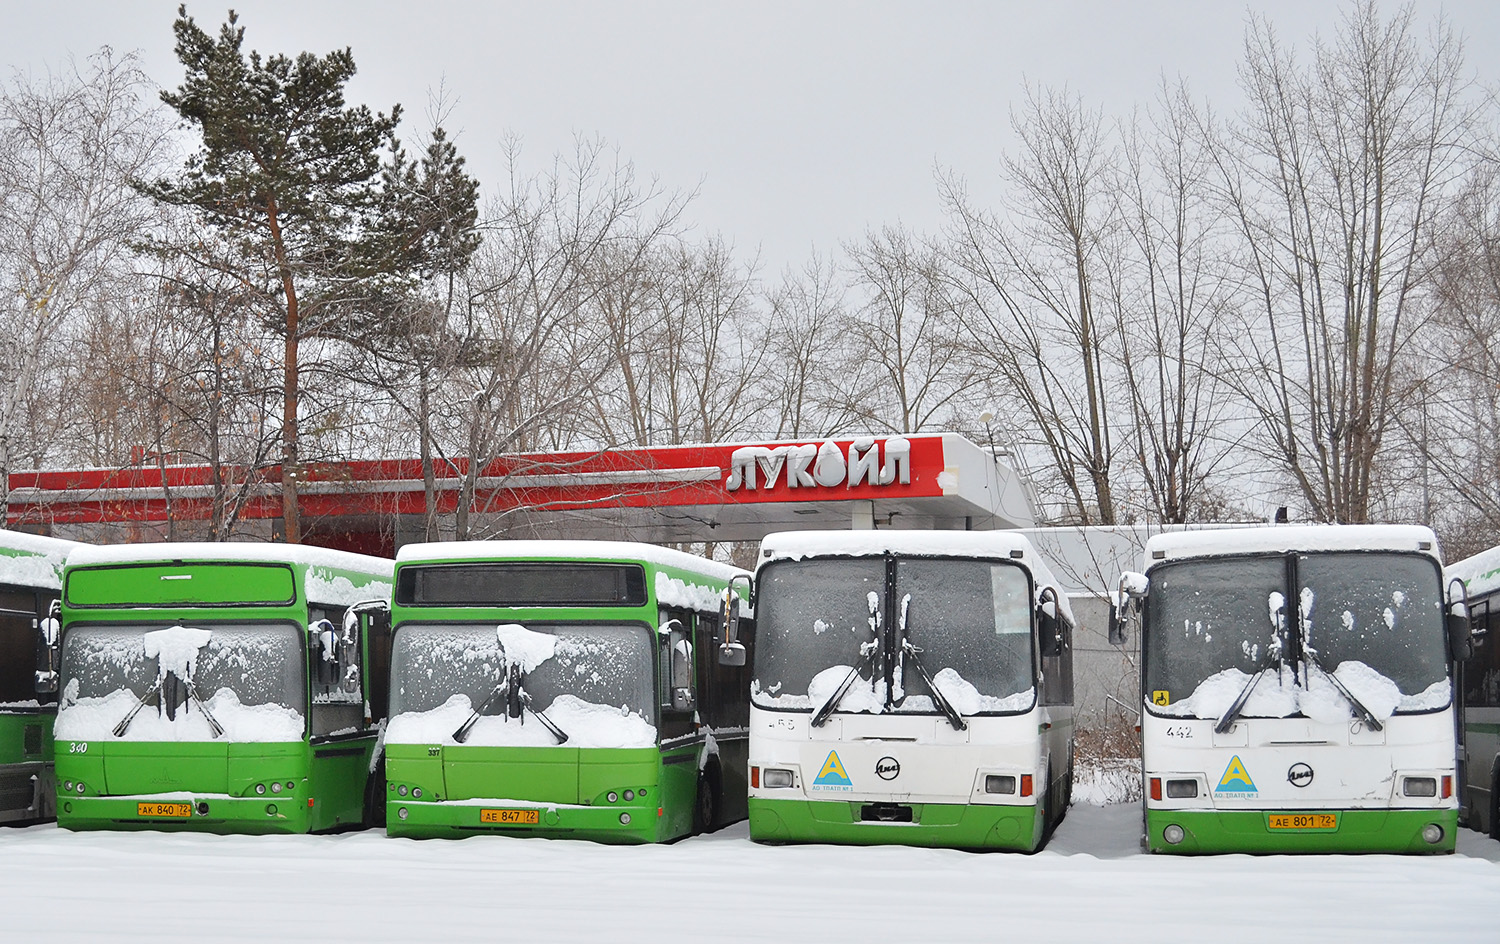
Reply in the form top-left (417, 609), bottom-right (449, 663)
top-left (137, 802), bottom-right (192, 818)
top-left (1268, 812), bottom-right (1338, 830)
top-left (480, 808), bottom-right (540, 825)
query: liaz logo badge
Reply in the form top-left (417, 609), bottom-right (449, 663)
top-left (812, 750), bottom-right (853, 792)
top-left (1215, 755), bottom-right (1258, 796)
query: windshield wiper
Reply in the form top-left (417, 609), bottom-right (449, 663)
top-left (112, 676), bottom-right (165, 737)
top-left (505, 662), bottom-right (568, 744)
top-left (1216, 596), bottom-right (1288, 734)
top-left (897, 594), bottom-right (966, 732)
top-left (110, 671), bottom-right (224, 739)
top-left (811, 592), bottom-right (882, 728)
top-left (1302, 648), bottom-right (1384, 732)
top-left (453, 683), bottom-right (506, 744)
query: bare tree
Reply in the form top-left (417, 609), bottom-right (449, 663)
top-left (942, 85), bottom-right (1123, 524)
top-left (1110, 85), bottom-right (1242, 523)
top-left (0, 50), bottom-right (167, 514)
top-left (1207, 2), bottom-right (1479, 522)
top-left (841, 225), bottom-right (980, 434)
top-left (762, 251), bottom-right (859, 438)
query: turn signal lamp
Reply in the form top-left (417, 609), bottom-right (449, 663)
top-left (1150, 777), bottom-right (1162, 801)
top-left (1020, 774), bottom-right (1034, 798)
top-left (1442, 775), bottom-right (1452, 800)
top-left (750, 766), bottom-right (759, 789)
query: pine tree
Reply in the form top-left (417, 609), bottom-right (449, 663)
top-left (142, 6), bottom-right (400, 543)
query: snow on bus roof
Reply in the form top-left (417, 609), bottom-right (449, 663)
top-left (1446, 544), bottom-right (1500, 600)
top-left (67, 542), bottom-right (393, 577)
top-left (395, 540), bottom-right (747, 582)
top-left (757, 529), bottom-right (1073, 621)
top-left (1144, 524), bottom-right (1440, 563)
top-left (0, 528), bottom-right (83, 590)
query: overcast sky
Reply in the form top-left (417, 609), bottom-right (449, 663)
top-left (2, 1), bottom-right (1496, 277)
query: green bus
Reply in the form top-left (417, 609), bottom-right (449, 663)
top-left (0, 528), bottom-right (81, 824)
top-left (383, 540), bottom-right (753, 843)
top-left (50, 542), bottom-right (393, 834)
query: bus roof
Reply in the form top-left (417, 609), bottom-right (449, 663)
top-left (0, 527), bottom-right (83, 590)
top-left (395, 539), bottom-right (746, 583)
top-left (757, 529), bottom-right (1073, 622)
top-left (1446, 544), bottom-right (1500, 600)
top-left (1143, 524), bottom-right (1440, 564)
top-left (67, 541), bottom-right (393, 578)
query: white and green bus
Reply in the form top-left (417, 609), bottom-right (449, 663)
top-left (1447, 544), bottom-right (1500, 838)
top-left (1113, 525), bottom-right (1469, 854)
top-left (382, 540), bottom-right (753, 843)
top-left (0, 528), bottom-right (80, 823)
top-left (743, 530), bottom-right (1075, 850)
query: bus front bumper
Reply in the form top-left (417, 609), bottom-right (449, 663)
top-left (1145, 807), bottom-right (1459, 854)
top-left (385, 797), bottom-right (663, 843)
top-left (57, 792), bottom-right (313, 835)
top-left (748, 796), bottom-right (1045, 851)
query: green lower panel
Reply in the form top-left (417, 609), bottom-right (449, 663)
top-left (749, 797), bottom-right (1044, 851)
top-left (57, 792), bottom-right (312, 835)
top-left (386, 797), bottom-right (661, 843)
top-left (1145, 808), bottom-right (1459, 854)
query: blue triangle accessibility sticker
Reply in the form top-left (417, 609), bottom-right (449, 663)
top-left (814, 750), bottom-right (852, 787)
top-left (1216, 755), bottom-right (1257, 795)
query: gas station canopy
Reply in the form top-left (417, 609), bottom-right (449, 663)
top-left (8, 433), bottom-right (1037, 553)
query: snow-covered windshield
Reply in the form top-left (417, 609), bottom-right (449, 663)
top-left (55, 622), bottom-right (306, 741)
top-left (1144, 552), bottom-right (1449, 722)
top-left (386, 622), bottom-right (657, 747)
top-left (752, 557), bottom-right (1035, 715)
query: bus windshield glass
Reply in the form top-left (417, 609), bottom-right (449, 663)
top-left (752, 557), bottom-right (1035, 716)
top-left (55, 622), bottom-right (306, 741)
top-left (386, 622), bottom-right (657, 748)
top-left (1145, 552), bottom-right (1450, 722)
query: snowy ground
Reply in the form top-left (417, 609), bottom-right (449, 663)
top-left (0, 804), bottom-right (1495, 942)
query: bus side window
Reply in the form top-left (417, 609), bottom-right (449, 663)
top-left (0, 586), bottom-right (41, 705)
top-left (310, 605), bottom-right (363, 737)
top-left (365, 606), bottom-right (392, 723)
top-left (659, 607), bottom-right (695, 711)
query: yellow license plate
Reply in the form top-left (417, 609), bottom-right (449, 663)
top-left (480, 808), bottom-right (540, 825)
top-left (137, 802), bottom-right (192, 818)
top-left (1268, 812), bottom-right (1338, 830)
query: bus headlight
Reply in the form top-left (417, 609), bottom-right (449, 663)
top-left (763, 768), bottom-right (795, 789)
top-left (1422, 823), bottom-right (1444, 844)
top-left (1163, 824), bottom-right (1185, 844)
top-left (984, 775), bottom-right (1016, 795)
top-left (1166, 779), bottom-right (1198, 799)
top-left (1403, 777), bottom-right (1437, 797)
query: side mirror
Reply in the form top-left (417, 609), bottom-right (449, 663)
top-left (671, 686), bottom-right (696, 711)
top-left (34, 601), bottom-right (60, 694)
top-left (1037, 588), bottom-right (1061, 656)
top-left (1447, 577), bottom-right (1474, 661)
top-left (1109, 572), bottom-right (1147, 646)
top-left (718, 576), bottom-right (751, 666)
